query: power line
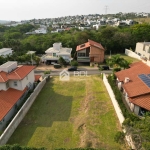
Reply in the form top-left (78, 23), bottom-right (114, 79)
top-left (105, 6), bottom-right (108, 15)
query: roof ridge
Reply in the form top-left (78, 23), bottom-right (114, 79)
top-left (14, 71), bottom-right (21, 79)
top-left (0, 74), bottom-right (5, 82)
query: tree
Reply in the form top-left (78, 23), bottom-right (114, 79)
top-left (58, 56), bottom-right (67, 66)
top-left (70, 60), bottom-right (78, 67)
top-left (106, 54), bottom-right (130, 70)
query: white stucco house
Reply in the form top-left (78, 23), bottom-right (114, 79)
top-left (34, 28), bottom-right (47, 34)
top-left (135, 42), bottom-right (150, 61)
top-left (42, 42), bottom-right (72, 64)
top-left (0, 48), bottom-right (13, 57)
top-left (0, 61), bottom-right (37, 131)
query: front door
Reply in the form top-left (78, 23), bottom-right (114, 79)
top-left (90, 57), bottom-right (94, 62)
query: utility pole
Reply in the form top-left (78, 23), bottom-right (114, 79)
top-left (105, 6), bottom-right (108, 15)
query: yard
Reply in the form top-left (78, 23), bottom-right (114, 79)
top-left (8, 76), bottom-right (123, 150)
top-left (106, 54), bottom-right (139, 63)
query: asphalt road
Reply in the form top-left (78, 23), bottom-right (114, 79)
top-left (35, 68), bottom-right (112, 76)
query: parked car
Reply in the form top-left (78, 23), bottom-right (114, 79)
top-left (54, 64), bottom-right (61, 68)
top-left (68, 66), bottom-right (77, 71)
top-left (101, 65), bottom-right (109, 70)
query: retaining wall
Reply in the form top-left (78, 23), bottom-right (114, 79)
top-left (103, 74), bottom-right (136, 149)
top-left (0, 77), bottom-right (47, 145)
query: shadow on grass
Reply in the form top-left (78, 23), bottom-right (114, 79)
top-left (8, 78), bottom-right (73, 145)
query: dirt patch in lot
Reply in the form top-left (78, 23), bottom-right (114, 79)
top-left (73, 80), bottom-right (101, 148)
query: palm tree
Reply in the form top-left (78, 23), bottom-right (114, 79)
top-left (106, 54), bottom-right (130, 70)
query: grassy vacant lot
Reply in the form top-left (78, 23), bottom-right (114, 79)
top-left (8, 76), bottom-right (123, 150)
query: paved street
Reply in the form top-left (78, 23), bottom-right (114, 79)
top-left (35, 68), bottom-right (112, 76)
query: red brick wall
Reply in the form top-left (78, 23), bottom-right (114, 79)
top-left (90, 46), bottom-right (104, 63)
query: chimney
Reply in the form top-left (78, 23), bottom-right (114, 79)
top-left (124, 77), bottom-right (130, 83)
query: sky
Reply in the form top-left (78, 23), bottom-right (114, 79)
top-left (0, 0), bottom-right (150, 21)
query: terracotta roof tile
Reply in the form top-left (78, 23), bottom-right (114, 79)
top-left (88, 39), bottom-right (105, 50)
top-left (2, 65), bottom-right (35, 81)
top-left (0, 71), bottom-right (9, 82)
top-left (129, 94), bottom-right (150, 111)
top-left (76, 42), bottom-right (90, 51)
top-left (76, 39), bottom-right (105, 51)
top-left (115, 61), bottom-right (150, 97)
top-left (0, 88), bottom-right (27, 121)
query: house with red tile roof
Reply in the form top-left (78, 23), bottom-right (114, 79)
top-left (0, 61), bottom-right (37, 131)
top-left (76, 39), bottom-right (105, 64)
top-left (115, 61), bottom-right (150, 116)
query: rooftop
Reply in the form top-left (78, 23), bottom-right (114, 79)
top-left (0, 87), bottom-right (27, 121)
top-left (76, 39), bottom-right (105, 51)
top-left (0, 48), bottom-right (13, 54)
top-left (0, 61), bottom-right (17, 68)
top-left (0, 65), bottom-right (35, 82)
top-left (115, 61), bottom-right (150, 110)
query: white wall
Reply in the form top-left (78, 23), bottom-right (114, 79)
top-left (133, 105), bottom-right (140, 115)
top-left (135, 43), bottom-right (150, 59)
top-left (9, 80), bottom-right (22, 91)
top-left (0, 82), bottom-right (8, 91)
top-left (21, 70), bottom-right (35, 90)
top-left (125, 49), bottom-right (141, 60)
top-left (9, 70), bottom-right (35, 91)
top-left (103, 74), bottom-right (135, 149)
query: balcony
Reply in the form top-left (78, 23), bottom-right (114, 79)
top-left (77, 57), bottom-right (90, 62)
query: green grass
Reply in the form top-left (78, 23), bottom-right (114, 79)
top-left (106, 54), bottom-right (139, 63)
top-left (8, 76), bottom-right (123, 150)
top-left (119, 54), bottom-right (139, 63)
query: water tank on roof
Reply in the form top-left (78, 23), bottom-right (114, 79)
top-left (53, 43), bottom-right (62, 50)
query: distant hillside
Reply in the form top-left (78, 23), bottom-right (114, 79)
top-left (0, 20), bottom-right (11, 24)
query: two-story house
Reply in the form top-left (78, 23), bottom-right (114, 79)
top-left (0, 61), bottom-right (36, 131)
top-left (115, 61), bottom-right (150, 116)
top-left (43, 42), bottom-right (72, 64)
top-left (76, 39), bottom-right (105, 64)
top-left (135, 42), bottom-right (150, 60)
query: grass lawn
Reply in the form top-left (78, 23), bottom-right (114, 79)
top-left (106, 54), bottom-right (139, 63)
top-left (8, 76), bottom-right (123, 150)
top-left (119, 54), bottom-right (139, 63)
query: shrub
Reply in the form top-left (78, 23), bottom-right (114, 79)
top-left (44, 70), bottom-right (51, 74)
top-left (113, 67), bottom-right (121, 72)
top-left (114, 131), bottom-right (125, 143)
top-left (70, 60), bottom-right (78, 67)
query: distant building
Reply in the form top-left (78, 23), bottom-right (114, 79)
top-left (135, 42), bottom-right (150, 61)
top-left (0, 48), bottom-right (13, 57)
top-left (26, 28), bottom-right (47, 35)
top-left (42, 42), bottom-right (72, 64)
top-left (76, 39), bottom-right (105, 63)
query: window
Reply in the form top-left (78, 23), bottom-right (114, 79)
top-left (53, 53), bottom-right (56, 57)
top-left (6, 82), bottom-right (9, 88)
top-left (14, 81), bottom-right (17, 86)
top-left (26, 76), bottom-right (28, 80)
top-left (78, 53), bottom-right (86, 57)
